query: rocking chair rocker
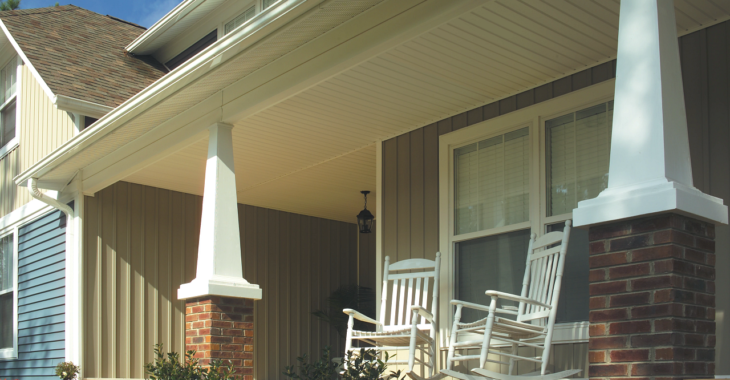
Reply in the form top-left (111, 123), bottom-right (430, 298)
top-left (441, 220), bottom-right (581, 380)
top-left (343, 253), bottom-right (441, 380)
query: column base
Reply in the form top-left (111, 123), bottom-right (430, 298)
top-left (179, 276), bottom-right (262, 300)
top-left (574, 179), bottom-right (727, 227)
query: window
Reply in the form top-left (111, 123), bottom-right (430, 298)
top-left (0, 233), bottom-right (14, 357)
top-left (262, 0), bottom-right (277, 10)
top-left (444, 94), bottom-right (614, 333)
top-left (225, 6), bottom-right (256, 35)
top-left (0, 57), bottom-right (18, 151)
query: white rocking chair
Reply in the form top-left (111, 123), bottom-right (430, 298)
top-left (441, 220), bottom-right (581, 380)
top-left (344, 253), bottom-right (441, 380)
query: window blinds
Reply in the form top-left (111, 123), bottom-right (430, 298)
top-left (454, 127), bottom-right (530, 235)
top-left (547, 102), bottom-right (613, 216)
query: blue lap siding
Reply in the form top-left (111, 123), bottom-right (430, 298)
top-left (0, 209), bottom-right (66, 379)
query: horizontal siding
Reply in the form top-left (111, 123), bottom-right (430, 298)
top-left (0, 209), bottom-right (66, 380)
top-left (83, 181), bottom-right (361, 380)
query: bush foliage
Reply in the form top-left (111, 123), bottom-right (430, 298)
top-left (145, 343), bottom-right (237, 380)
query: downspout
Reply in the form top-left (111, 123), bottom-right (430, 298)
top-left (28, 178), bottom-right (81, 369)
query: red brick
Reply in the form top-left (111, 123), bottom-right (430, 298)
top-left (631, 362), bottom-right (683, 376)
top-left (696, 321), bottom-right (715, 334)
top-left (631, 275), bottom-right (681, 291)
top-left (609, 263), bottom-right (650, 279)
top-left (684, 305), bottom-right (707, 319)
top-left (684, 277), bottom-right (707, 292)
top-left (590, 252), bottom-right (628, 268)
top-left (589, 336), bottom-right (627, 349)
top-left (589, 222), bottom-right (632, 241)
top-left (654, 259), bottom-right (696, 276)
top-left (655, 347), bottom-right (695, 360)
top-left (588, 351), bottom-right (606, 363)
top-left (654, 318), bottom-right (695, 332)
top-left (609, 320), bottom-right (651, 335)
top-left (685, 334), bottom-right (707, 346)
top-left (696, 265), bottom-right (715, 280)
top-left (695, 237), bottom-right (715, 252)
top-left (590, 269), bottom-right (607, 283)
top-left (632, 215), bottom-right (672, 233)
top-left (610, 292), bottom-right (650, 307)
top-left (631, 333), bottom-right (682, 347)
top-left (589, 241), bottom-right (606, 254)
top-left (631, 245), bottom-right (682, 262)
top-left (685, 362), bottom-right (710, 375)
top-left (590, 281), bottom-right (627, 295)
top-left (589, 364), bottom-right (628, 377)
top-left (610, 234), bottom-right (651, 251)
top-left (654, 230), bottom-right (694, 247)
top-left (610, 349), bottom-right (649, 362)
top-left (590, 308), bottom-right (628, 322)
top-left (631, 304), bottom-right (683, 319)
top-left (589, 323), bottom-right (606, 336)
top-left (684, 249), bottom-right (706, 264)
top-left (590, 296), bottom-right (607, 310)
top-left (654, 289), bottom-right (695, 304)
top-left (696, 348), bottom-right (715, 361)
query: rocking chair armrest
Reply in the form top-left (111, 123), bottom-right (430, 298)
top-left (484, 291), bottom-right (552, 309)
top-left (410, 305), bottom-right (435, 323)
top-left (343, 309), bottom-right (382, 326)
top-left (449, 300), bottom-right (515, 316)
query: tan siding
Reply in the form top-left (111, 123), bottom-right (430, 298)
top-left (19, 64), bottom-right (75, 173)
top-left (83, 181), bottom-right (360, 379)
top-left (0, 147), bottom-right (31, 218)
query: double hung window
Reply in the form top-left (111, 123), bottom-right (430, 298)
top-left (448, 98), bottom-right (614, 329)
top-left (0, 232), bottom-right (14, 358)
top-left (0, 57), bottom-right (18, 153)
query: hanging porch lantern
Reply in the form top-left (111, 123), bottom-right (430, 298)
top-left (356, 190), bottom-right (374, 233)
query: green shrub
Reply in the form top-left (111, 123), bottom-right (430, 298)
top-left (55, 361), bottom-right (80, 380)
top-left (341, 348), bottom-right (403, 380)
top-left (282, 346), bottom-right (339, 380)
top-left (145, 343), bottom-right (236, 380)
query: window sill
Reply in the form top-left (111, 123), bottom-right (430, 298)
top-left (0, 347), bottom-right (17, 360)
top-left (0, 137), bottom-right (18, 161)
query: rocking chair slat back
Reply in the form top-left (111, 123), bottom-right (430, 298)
top-left (378, 253), bottom-right (441, 330)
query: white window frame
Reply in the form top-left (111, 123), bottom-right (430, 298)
top-left (0, 55), bottom-right (21, 161)
top-left (0, 227), bottom-right (19, 360)
top-left (438, 79), bottom-right (615, 346)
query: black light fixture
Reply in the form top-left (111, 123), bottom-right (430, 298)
top-left (356, 190), bottom-right (375, 233)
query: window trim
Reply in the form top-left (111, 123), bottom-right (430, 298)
top-left (0, 227), bottom-right (18, 360)
top-left (0, 56), bottom-right (20, 160)
top-left (438, 80), bottom-right (615, 345)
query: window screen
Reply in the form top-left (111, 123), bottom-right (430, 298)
top-left (454, 127), bottom-right (530, 235)
top-left (546, 102), bottom-right (613, 216)
top-left (456, 229), bottom-right (530, 323)
top-left (546, 223), bottom-right (589, 323)
top-left (0, 234), bottom-right (13, 350)
top-left (224, 6), bottom-right (256, 35)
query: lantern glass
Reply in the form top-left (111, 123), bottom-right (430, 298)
top-left (357, 209), bottom-right (374, 233)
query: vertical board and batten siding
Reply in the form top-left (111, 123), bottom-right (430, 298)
top-left (0, 64), bottom-right (76, 219)
top-left (679, 21), bottom-right (730, 375)
top-left (381, 19), bottom-right (730, 375)
top-left (0, 209), bottom-right (66, 379)
top-left (0, 147), bottom-right (31, 218)
top-left (83, 181), bottom-right (362, 380)
top-left (18, 64), bottom-right (76, 173)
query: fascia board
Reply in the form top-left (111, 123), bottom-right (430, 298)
top-left (125, 0), bottom-right (206, 54)
top-left (53, 95), bottom-right (113, 119)
top-left (13, 0), bottom-right (319, 188)
top-left (0, 19), bottom-right (55, 101)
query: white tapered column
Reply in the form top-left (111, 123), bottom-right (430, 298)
top-left (178, 123), bottom-right (261, 300)
top-left (573, 0), bottom-right (727, 226)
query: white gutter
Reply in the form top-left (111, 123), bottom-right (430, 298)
top-left (53, 95), bottom-right (113, 119)
top-left (14, 0), bottom-right (317, 188)
top-left (125, 0), bottom-right (206, 54)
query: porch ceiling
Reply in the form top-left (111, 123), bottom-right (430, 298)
top-left (123, 0), bottom-right (730, 222)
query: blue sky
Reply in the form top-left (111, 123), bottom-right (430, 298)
top-left (19, 0), bottom-right (184, 28)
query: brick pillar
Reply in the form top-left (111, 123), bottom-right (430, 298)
top-left (587, 213), bottom-right (716, 379)
top-left (186, 296), bottom-right (255, 380)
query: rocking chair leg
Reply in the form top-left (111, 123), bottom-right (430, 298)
top-left (447, 305), bottom-right (463, 370)
top-left (508, 343), bottom-right (518, 375)
top-left (478, 297), bottom-right (498, 369)
top-left (344, 314), bottom-right (354, 370)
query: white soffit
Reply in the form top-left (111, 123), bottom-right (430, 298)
top-left (121, 0), bottom-right (730, 221)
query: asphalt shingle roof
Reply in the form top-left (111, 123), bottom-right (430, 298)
top-left (0, 5), bottom-right (168, 108)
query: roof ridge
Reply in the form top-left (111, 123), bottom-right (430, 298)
top-left (106, 15), bottom-right (146, 30)
top-left (0, 5), bottom-right (79, 17)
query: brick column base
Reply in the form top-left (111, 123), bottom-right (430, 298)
top-left (186, 296), bottom-right (255, 380)
top-left (587, 213), bottom-right (716, 379)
